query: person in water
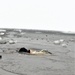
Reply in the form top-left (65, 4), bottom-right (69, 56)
top-left (18, 47), bottom-right (52, 55)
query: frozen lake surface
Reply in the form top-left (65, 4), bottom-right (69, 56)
top-left (0, 29), bottom-right (75, 75)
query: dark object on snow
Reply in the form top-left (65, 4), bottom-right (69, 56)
top-left (47, 51), bottom-right (52, 54)
top-left (42, 50), bottom-right (52, 54)
top-left (18, 47), bottom-right (28, 53)
top-left (27, 50), bottom-right (30, 53)
top-left (0, 55), bottom-right (2, 59)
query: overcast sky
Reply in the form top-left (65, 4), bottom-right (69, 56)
top-left (0, 0), bottom-right (75, 32)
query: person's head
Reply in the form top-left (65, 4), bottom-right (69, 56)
top-left (19, 47), bottom-right (28, 53)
